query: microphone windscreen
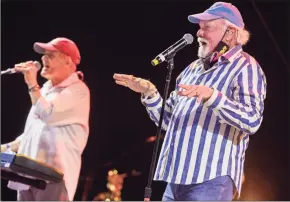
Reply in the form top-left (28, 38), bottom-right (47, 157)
top-left (33, 61), bottom-right (42, 71)
top-left (183, 34), bottom-right (194, 44)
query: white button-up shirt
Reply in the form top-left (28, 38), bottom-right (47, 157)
top-left (16, 72), bottom-right (90, 201)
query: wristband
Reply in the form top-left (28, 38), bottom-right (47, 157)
top-left (29, 84), bottom-right (40, 92)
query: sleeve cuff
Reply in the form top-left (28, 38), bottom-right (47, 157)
top-left (203, 88), bottom-right (225, 110)
top-left (141, 91), bottom-right (161, 106)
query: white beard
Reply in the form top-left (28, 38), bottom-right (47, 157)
top-left (197, 37), bottom-right (210, 58)
top-left (198, 45), bottom-right (210, 58)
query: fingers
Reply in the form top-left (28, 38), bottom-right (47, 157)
top-left (14, 62), bottom-right (27, 70)
top-left (178, 84), bottom-right (197, 90)
top-left (195, 92), bottom-right (204, 103)
top-left (178, 85), bottom-right (205, 102)
top-left (113, 73), bottom-right (153, 94)
top-left (115, 80), bottom-right (128, 87)
top-left (14, 61), bottom-right (33, 67)
top-left (113, 74), bottom-right (133, 88)
top-left (178, 86), bottom-right (198, 96)
top-left (113, 73), bottom-right (141, 88)
top-left (14, 61), bottom-right (35, 72)
top-left (197, 94), bottom-right (204, 103)
top-left (113, 73), bottom-right (136, 82)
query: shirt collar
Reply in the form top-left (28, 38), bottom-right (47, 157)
top-left (218, 45), bottom-right (243, 65)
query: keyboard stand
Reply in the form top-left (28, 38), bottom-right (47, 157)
top-left (1, 152), bottom-right (63, 190)
top-left (1, 170), bottom-right (47, 190)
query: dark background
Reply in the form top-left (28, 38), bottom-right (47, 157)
top-left (1, 0), bottom-right (290, 200)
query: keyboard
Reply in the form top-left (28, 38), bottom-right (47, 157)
top-left (1, 152), bottom-right (64, 189)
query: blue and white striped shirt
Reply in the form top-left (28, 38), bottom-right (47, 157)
top-left (141, 45), bottom-right (267, 195)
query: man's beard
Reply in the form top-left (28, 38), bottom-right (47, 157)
top-left (197, 38), bottom-right (211, 58)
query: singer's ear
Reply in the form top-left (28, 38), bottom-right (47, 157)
top-left (65, 56), bottom-right (73, 66)
top-left (66, 57), bottom-right (77, 71)
top-left (229, 30), bottom-right (234, 35)
top-left (226, 27), bottom-right (236, 36)
top-left (224, 27), bottom-right (236, 43)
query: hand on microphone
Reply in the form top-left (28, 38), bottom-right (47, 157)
top-left (14, 61), bottom-right (39, 88)
top-left (113, 73), bottom-right (157, 97)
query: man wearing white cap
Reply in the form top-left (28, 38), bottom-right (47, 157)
top-left (1, 37), bottom-right (90, 201)
top-left (113, 2), bottom-right (267, 200)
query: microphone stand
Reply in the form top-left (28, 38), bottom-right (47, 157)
top-left (144, 55), bottom-right (175, 201)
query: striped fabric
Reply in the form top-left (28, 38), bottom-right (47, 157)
top-left (141, 45), bottom-right (267, 195)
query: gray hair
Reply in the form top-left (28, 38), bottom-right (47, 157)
top-left (222, 19), bottom-right (250, 45)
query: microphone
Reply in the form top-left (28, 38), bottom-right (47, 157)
top-left (1, 61), bottom-right (41, 75)
top-left (151, 33), bottom-right (194, 66)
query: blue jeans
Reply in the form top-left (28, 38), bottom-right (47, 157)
top-left (162, 175), bottom-right (234, 201)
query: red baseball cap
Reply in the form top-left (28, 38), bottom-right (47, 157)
top-left (33, 37), bottom-right (81, 65)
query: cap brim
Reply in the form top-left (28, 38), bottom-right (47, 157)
top-left (188, 12), bottom-right (221, 24)
top-left (33, 42), bottom-right (58, 54)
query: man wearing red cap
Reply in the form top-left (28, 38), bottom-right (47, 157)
top-left (113, 2), bottom-right (267, 201)
top-left (1, 37), bottom-right (90, 201)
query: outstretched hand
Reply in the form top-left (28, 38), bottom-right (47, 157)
top-left (113, 73), bottom-right (157, 96)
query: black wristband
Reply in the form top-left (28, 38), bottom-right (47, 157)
top-left (28, 84), bottom-right (40, 92)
